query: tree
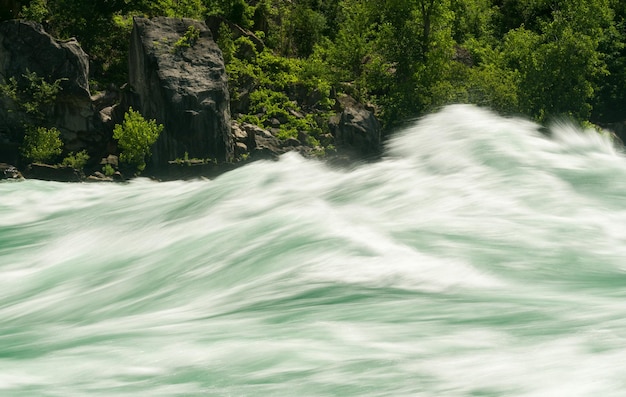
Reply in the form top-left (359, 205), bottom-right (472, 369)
top-left (113, 108), bottom-right (163, 173)
top-left (501, 0), bottom-right (613, 121)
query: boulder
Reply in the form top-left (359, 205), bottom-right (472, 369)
top-left (85, 171), bottom-right (113, 182)
top-left (329, 104), bottom-right (382, 157)
top-left (23, 163), bottom-right (82, 182)
top-left (0, 162), bottom-right (22, 179)
top-left (239, 122), bottom-right (283, 160)
top-left (0, 19), bottom-right (90, 107)
top-left (0, 20), bottom-right (104, 162)
top-left (128, 17), bottom-right (233, 168)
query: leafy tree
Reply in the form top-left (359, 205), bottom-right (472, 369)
top-left (113, 107), bottom-right (163, 173)
top-left (592, 0), bottom-right (626, 122)
top-left (320, 0), bottom-right (377, 83)
top-left (287, 5), bottom-right (326, 57)
top-left (21, 126), bottom-right (63, 163)
top-left (501, 0), bottom-right (612, 121)
top-left (450, 0), bottom-right (495, 43)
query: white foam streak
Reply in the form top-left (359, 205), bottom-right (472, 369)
top-left (2, 105), bottom-right (626, 395)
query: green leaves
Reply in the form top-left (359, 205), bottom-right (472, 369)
top-left (113, 108), bottom-right (163, 173)
top-left (21, 126), bottom-right (63, 163)
top-left (0, 71), bottom-right (63, 120)
top-left (61, 150), bottom-right (90, 170)
top-left (173, 25), bottom-right (201, 51)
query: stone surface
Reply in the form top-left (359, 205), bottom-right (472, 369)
top-left (0, 20), bottom-right (105, 163)
top-left (0, 20), bottom-right (89, 97)
top-left (128, 17), bottom-right (233, 168)
top-left (237, 122), bottom-right (283, 160)
top-left (100, 154), bottom-right (119, 167)
top-left (329, 104), bottom-right (382, 157)
top-left (0, 162), bottom-right (22, 179)
top-left (23, 163), bottom-right (82, 182)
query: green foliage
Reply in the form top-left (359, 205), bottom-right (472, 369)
top-left (15, 0), bottom-right (626, 140)
top-left (223, 35), bottom-right (334, 147)
top-left (21, 126), bottom-right (63, 163)
top-left (173, 25), bottom-right (201, 51)
top-left (498, 0), bottom-right (612, 122)
top-left (466, 63), bottom-right (520, 114)
top-left (113, 108), bottom-right (164, 173)
top-left (206, 0), bottom-right (254, 28)
top-left (61, 150), bottom-right (89, 170)
top-left (20, 0), bottom-right (50, 23)
top-left (172, 152), bottom-right (217, 165)
top-left (102, 164), bottom-right (115, 177)
top-left (0, 70), bottom-right (63, 120)
top-left (286, 5), bottom-right (326, 57)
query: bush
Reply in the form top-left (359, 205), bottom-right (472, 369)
top-left (21, 126), bottom-right (63, 163)
top-left (61, 150), bottom-right (90, 170)
top-left (113, 107), bottom-right (163, 172)
top-left (173, 25), bottom-right (201, 52)
top-left (102, 164), bottom-right (115, 176)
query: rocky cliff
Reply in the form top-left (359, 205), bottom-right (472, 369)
top-left (0, 20), bottom-right (104, 164)
top-left (128, 17), bottom-right (233, 167)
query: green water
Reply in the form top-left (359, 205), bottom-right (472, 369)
top-left (2, 105), bottom-right (626, 396)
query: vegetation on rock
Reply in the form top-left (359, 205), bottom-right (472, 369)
top-left (5, 0), bottom-right (626, 150)
top-left (173, 25), bottom-right (201, 50)
top-left (61, 150), bottom-right (89, 171)
top-left (0, 70), bottom-right (63, 119)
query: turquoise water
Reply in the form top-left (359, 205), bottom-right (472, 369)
top-left (2, 105), bottom-right (626, 396)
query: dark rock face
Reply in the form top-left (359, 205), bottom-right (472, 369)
top-left (23, 163), bottom-right (82, 182)
top-left (329, 105), bottom-right (382, 157)
top-left (0, 21), bottom-right (89, 98)
top-left (0, 20), bottom-right (104, 160)
top-left (129, 17), bottom-right (233, 167)
top-left (234, 122), bottom-right (284, 160)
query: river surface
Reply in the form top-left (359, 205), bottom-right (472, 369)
top-left (2, 105), bottom-right (626, 396)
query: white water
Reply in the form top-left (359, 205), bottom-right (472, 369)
top-left (2, 105), bottom-right (626, 396)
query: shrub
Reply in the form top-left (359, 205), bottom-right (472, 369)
top-left (61, 150), bottom-right (90, 170)
top-left (113, 107), bottom-right (163, 172)
top-left (102, 164), bottom-right (115, 176)
top-left (21, 126), bottom-right (63, 163)
top-left (173, 25), bottom-right (201, 52)
top-left (19, 0), bottom-right (49, 23)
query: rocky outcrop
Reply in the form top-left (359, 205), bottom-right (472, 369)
top-left (231, 121), bottom-right (317, 161)
top-left (0, 162), bottom-right (22, 179)
top-left (0, 20), bottom-right (105, 162)
top-left (128, 17), bottom-right (233, 168)
top-left (23, 163), bottom-right (82, 182)
top-left (238, 122), bottom-right (283, 160)
top-left (329, 96), bottom-right (382, 157)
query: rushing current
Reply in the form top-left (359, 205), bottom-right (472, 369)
top-left (2, 105), bottom-right (626, 396)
